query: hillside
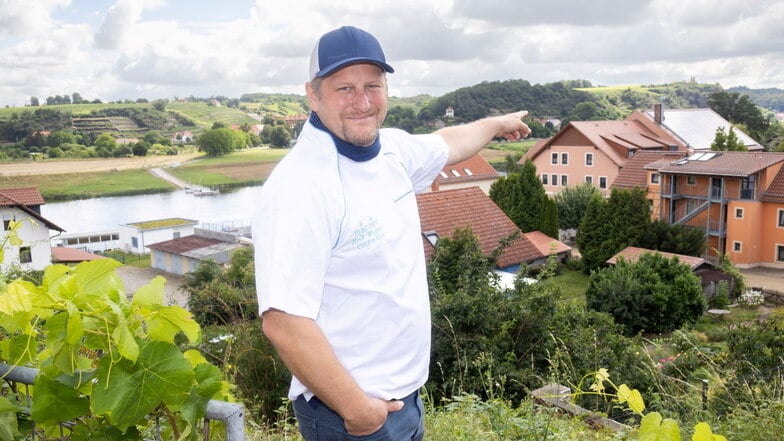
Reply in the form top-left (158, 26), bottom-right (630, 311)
top-left (728, 86), bottom-right (784, 112)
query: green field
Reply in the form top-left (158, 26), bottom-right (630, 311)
top-left (0, 102), bottom-right (152, 119)
top-left (167, 102), bottom-right (259, 129)
top-left (0, 168), bottom-right (175, 201)
top-left (168, 147), bottom-right (288, 187)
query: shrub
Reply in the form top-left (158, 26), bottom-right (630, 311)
top-left (585, 252), bottom-right (706, 335)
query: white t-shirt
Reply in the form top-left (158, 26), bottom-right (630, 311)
top-left (254, 120), bottom-right (448, 401)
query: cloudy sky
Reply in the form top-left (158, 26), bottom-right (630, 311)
top-left (2, 0), bottom-right (783, 107)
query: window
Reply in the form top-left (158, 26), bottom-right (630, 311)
top-left (561, 153), bottom-right (569, 165)
top-left (585, 176), bottom-right (593, 184)
top-left (423, 231), bottom-right (439, 247)
top-left (173, 232), bottom-right (181, 239)
top-left (439, 171), bottom-right (448, 179)
top-left (650, 173), bottom-right (660, 184)
top-left (779, 209), bottom-right (784, 227)
top-left (741, 175), bottom-right (756, 199)
top-left (450, 169), bottom-right (460, 177)
top-left (687, 175), bottom-right (697, 185)
top-left (561, 174), bottom-right (568, 186)
top-left (541, 174), bottom-right (549, 185)
top-left (585, 153), bottom-right (593, 166)
top-left (735, 208), bottom-right (744, 219)
top-left (19, 246), bottom-right (32, 264)
top-left (778, 245), bottom-right (784, 262)
top-left (463, 168), bottom-right (474, 176)
top-left (131, 237), bottom-right (139, 248)
top-left (732, 241), bottom-right (742, 253)
top-left (3, 216), bottom-right (15, 231)
top-left (551, 152), bottom-right (558, 165)
top-left (552, 174), bottom-right (559, 186)
top-left (599, 176), bottom-right (608, 189)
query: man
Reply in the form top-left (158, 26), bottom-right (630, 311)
top-left (254, 25), bottom-right (530, 441)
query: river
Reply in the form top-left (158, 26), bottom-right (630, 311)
top-left (41, 186), bottom-right (262, 235)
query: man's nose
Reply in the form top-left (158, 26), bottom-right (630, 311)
top-left (351, 90), bottom-right (371, 111)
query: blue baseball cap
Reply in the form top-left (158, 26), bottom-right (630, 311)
top-left (309, 26), bottom-right (394, 80)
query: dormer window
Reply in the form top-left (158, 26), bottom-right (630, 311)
top-left (423, 231), bottom-right (439, 247)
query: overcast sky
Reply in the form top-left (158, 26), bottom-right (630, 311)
top-left (2, 0), bottom-right (783, 107)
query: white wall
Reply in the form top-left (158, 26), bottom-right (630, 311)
top-left (1, 208), bottom-right (53, 271)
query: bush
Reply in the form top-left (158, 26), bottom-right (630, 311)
top-left (585, 252), bottom-right (706, 335)
top-left (198, 322), bottom-right (290, 423)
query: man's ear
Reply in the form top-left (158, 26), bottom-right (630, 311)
top-left (305, 82), bottom-right (319, 112)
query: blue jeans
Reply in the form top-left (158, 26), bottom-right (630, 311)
top-left (292, 391), bottom-right (425, 441)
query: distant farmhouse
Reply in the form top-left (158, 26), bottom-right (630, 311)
top-left (0, 187), bottom-right (64, 272)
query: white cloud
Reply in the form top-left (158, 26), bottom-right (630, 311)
top-left (1, 0), bottom-right (783, 107)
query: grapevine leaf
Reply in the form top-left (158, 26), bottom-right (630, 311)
top-left (0, 280), bottom-right (35, 315)
top-left (44, 312), bottom-right (80, 374)
top-left (74, 259), bottom-right (124, 304)
top-left (92, 340), bottom-right (194, 432)
top-left (0, 410), bottom-right (20, 441)
top-left (590, 367), bottom-right (610, 393)
top-left (130, 276), bottom-right (165, 306)
top-left (147, 306), bottom-right (201, 344)
top-left (30, 371), bottom-right (91, 424)
top-left (42, 264), bottom-right (72, 296)
top-left (108, 301), bottom-right (139, 363)
top-left (692, 422), bottom-right (727, 441)
top-left (640, 412), bottom-right (682, 441)
top-left (66, 302), bottom-right (84, 345)
top-left (179, 362), bottom-right (225, 439)
top-left (616, 383), bottom-right (645, 414)
top-left (1, 333), bottom-right (37, 366)
top-left (183, 349), bottom-right (207, 367)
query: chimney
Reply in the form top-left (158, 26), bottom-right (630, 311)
top-left (654, 103), bottom-right (663, 124)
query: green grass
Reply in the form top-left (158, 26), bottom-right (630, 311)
top-left (0, 169), bottom-right (175, 201)
top-left (551, 269), bottom-right (591, 303)
top-left (181, 148), bottom-right (288, 165)
top-left (167, 148), bottom-right (288, 187)
top-left (575, 84), bottom-right (658, 98)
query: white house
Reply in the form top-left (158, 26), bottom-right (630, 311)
top-left (0, 187), bottom-right (64, 272)
top-left (118, 218), bottom-right (197, 255)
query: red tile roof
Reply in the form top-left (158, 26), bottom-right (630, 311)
top-left (658, 151), bottom-right (784, 177)
top-left (416, 187), bottom-right (543, 268)
top-left (433, 154), bottom-right (498, 186)
top-left (761, 165), bottom-right (784, 203)
top-left (612, 151), bottom-right (687, 190)
top-left (607, 246), bottom-right (705, 270)
top-left (0, 187), bottom-right (45, 206)
top-left (51, 247), bottom-right (106, 263)
top-left (523, 231), bottom-right (571, 256)
top-left (147, 235), bottom-right (223, 254)
top-left (0, 186), bottom-right (63, 231)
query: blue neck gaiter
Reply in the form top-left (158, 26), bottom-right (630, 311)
top-left (309, 112), bottom-right (380, 162)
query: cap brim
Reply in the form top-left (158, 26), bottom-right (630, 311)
top-left (314, 58), bottom-right (394, 79)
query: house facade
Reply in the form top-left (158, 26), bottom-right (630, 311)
top-left (119, 218), bottom-right (198, 255)
top-left (522, 119), bottom-right (682, 196)
top-left (523, 105), bottom-right (763, 198)
top-left (147, 228), bottom-right (244, 276)
top-left (657, 151), bottom-right (784, 267)
top-left (0, 187), bottom-right (64, 271)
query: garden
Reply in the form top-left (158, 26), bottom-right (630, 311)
top-left (1, 219), bottom-right (783, 439)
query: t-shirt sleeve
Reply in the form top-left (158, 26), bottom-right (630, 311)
top-left (390, 131), bottom-right (449, 193)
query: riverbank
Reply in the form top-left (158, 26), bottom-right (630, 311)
top-left (0, 148), bottom-right (286, 201)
